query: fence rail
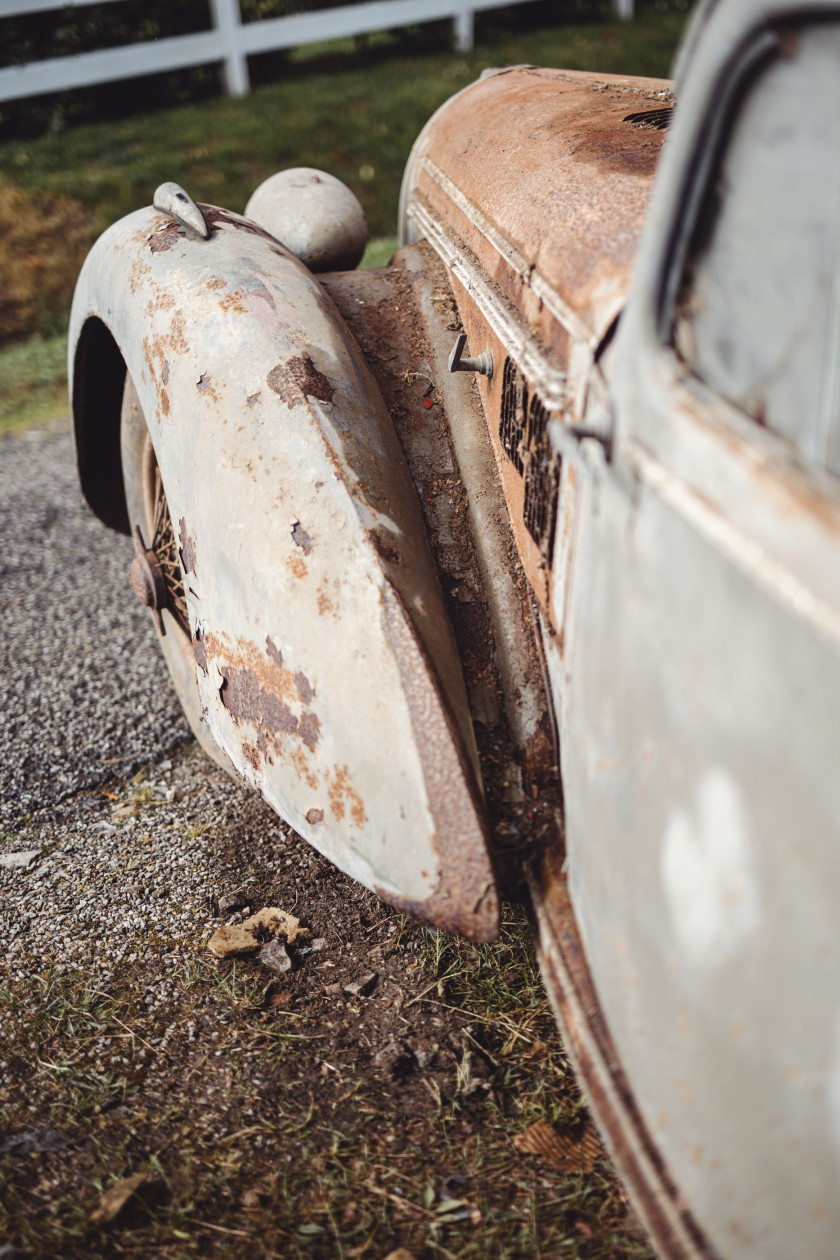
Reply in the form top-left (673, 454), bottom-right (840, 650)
top-left (0, 0), bottom-right (633, 104)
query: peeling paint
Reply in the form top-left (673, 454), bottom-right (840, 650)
top-left (192, 627), bottom-right (208, 674)
top-left (291, 521), bottom-right (312, 554)
top-left (295, 671), bottom-right (315, 704)
top-left (178, 518), bottom-right (197, 575)
top-left (267, 354), bottom-right (335, 408)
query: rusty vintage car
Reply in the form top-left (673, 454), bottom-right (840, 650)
top-left (68, 0), bottom-right (840, 1255)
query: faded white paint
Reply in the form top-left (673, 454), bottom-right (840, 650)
top-left (661, 767), bottom-right (759, 967)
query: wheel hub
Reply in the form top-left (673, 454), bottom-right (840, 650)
top-left (130, 524), bottom-right (170, 634)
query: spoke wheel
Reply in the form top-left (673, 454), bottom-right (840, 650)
top-left (121, 372), bottom-right (230, 772)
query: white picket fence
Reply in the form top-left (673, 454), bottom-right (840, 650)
top-left (0, 0), bottom-right (633, 103)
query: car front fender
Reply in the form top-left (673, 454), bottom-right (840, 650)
top-left (69, 203), bottom-right (498, 939)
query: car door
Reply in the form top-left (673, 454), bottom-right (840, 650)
top-left (558, 9), bottom-right (840, 1258)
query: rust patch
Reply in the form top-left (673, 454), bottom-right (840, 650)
top-left (161, 360), bottom-right (170, 385)
top-left (291, 521), bottom-right (312, 555)
top-left (305, 808), bottom-right (324, 825)
top-left (148, 219), bottom-right (187, 253)
top-left (241, 740), bottom-right (261, 773)
top-left (328, 765), bottom-right (367, 829)
top-left (178, 519), bottom-right (196, 575)
top-left (299, 711), bottom-right (321, 752)
top-left (206, 630), bottom-right (321, 767)
top-left (290, 747), bottom-right (318, 791)
top-left (143, 312), bottom-right (189, 398)
top-left (316, 582), bottom-right (335, 617)
top-left (267, 355), bottom-right (335, 409)
top-left (159, 388), bottom-right (170, 417)
top-left (287, 554), bottom-right (308, 580)
top-left (200, 205), bottom-right (281, 246)
top-left (192, 626), bottom-right (208, 674)
top-left (295, 671), bottom-right (315, 705)
top-left (219, 666), bottom-right (298, 736)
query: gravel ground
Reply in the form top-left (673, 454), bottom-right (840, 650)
top-left (0, 416), bottom-right (270, 982)
top-left (0, 418), bottom-right (190, 826)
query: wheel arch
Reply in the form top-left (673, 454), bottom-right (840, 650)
top-left (71, 314), bottom-right (129, 535)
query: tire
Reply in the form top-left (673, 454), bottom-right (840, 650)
top-left (120, 371), bottom-right (230, 772)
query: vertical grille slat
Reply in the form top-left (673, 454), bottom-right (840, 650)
top-left (498, 355), bottom-right (563, 566)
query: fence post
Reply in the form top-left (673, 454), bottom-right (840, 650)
top-left (453, 4), bottom-right (474, 52)
top-left (208, 0), bottom-right (250, 96)
top-left (612, 0), bottom-right (634, 18)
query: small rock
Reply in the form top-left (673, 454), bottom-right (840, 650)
top-left (343, 972), bottom-right (377, 998)
top-left (441, 1171), bottom-right (469, 1199)
top-left (0, 850), bottom-right (40, 870)
top-left (0, 1127), bottom-right (66, 1155)
top-left (217, 886), bottom-right (250, 916)
top-left (112, 803), bottom-right (138, 820)
top-left (310, 937), bottom-right (327, 952)
top-left (207, 923), bottom-right (259, 956)
top-left (374, 1039), bottom-right (412, 1078)
top-left (206, 906), bottom-right (309, 957)
top-left (259, 938), bottom-right (292, 973)
top-left (324, 983), bottom-right (342, 995)
top-left (408, 1040), bottom-right (437, 1070)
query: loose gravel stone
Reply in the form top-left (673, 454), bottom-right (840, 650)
top-left (0, 420), bottom-right (189, 825)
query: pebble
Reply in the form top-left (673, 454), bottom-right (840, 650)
top-left (258, 939), bottom-right (292, 973)
top-left (0, 422), bottom-right (190, 826)
top-left (343, 973), bottom-right (378, 998)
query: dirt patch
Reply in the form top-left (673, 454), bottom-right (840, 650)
top-left (0, 745), bottom-right (651, 1259)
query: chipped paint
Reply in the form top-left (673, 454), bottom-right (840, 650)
top-left (291, 521), bottom-right (312, 554)
top-left (178, 518), bottom-right (196, 575)
top-left (69, 197), bottom-right (499, 942)
top-left (267, 354), bottom-right (335, 408)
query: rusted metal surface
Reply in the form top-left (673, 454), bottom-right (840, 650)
top-left (398, 67), bottom-right (670, 632)
top-left (400, 66), bottom-right (671, 357)
top-left (323, 251), bottom-right (561, 895)
top-left (69, 200), bottom-right (499, 939)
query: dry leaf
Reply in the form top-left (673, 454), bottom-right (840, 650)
top-left (514, 1119), bottom-right (603, 1173)
top-left (90, 1171), bottom-right (149, 1225)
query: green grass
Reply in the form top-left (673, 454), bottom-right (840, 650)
top-left (0, 2), bottom-right (688, 428)
top-left (0, 7), bottom-right (685, 239)
top-left (1, 905), bottom-right (651, 1258)
top-left (0, 333), bottom-right (69, 432)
